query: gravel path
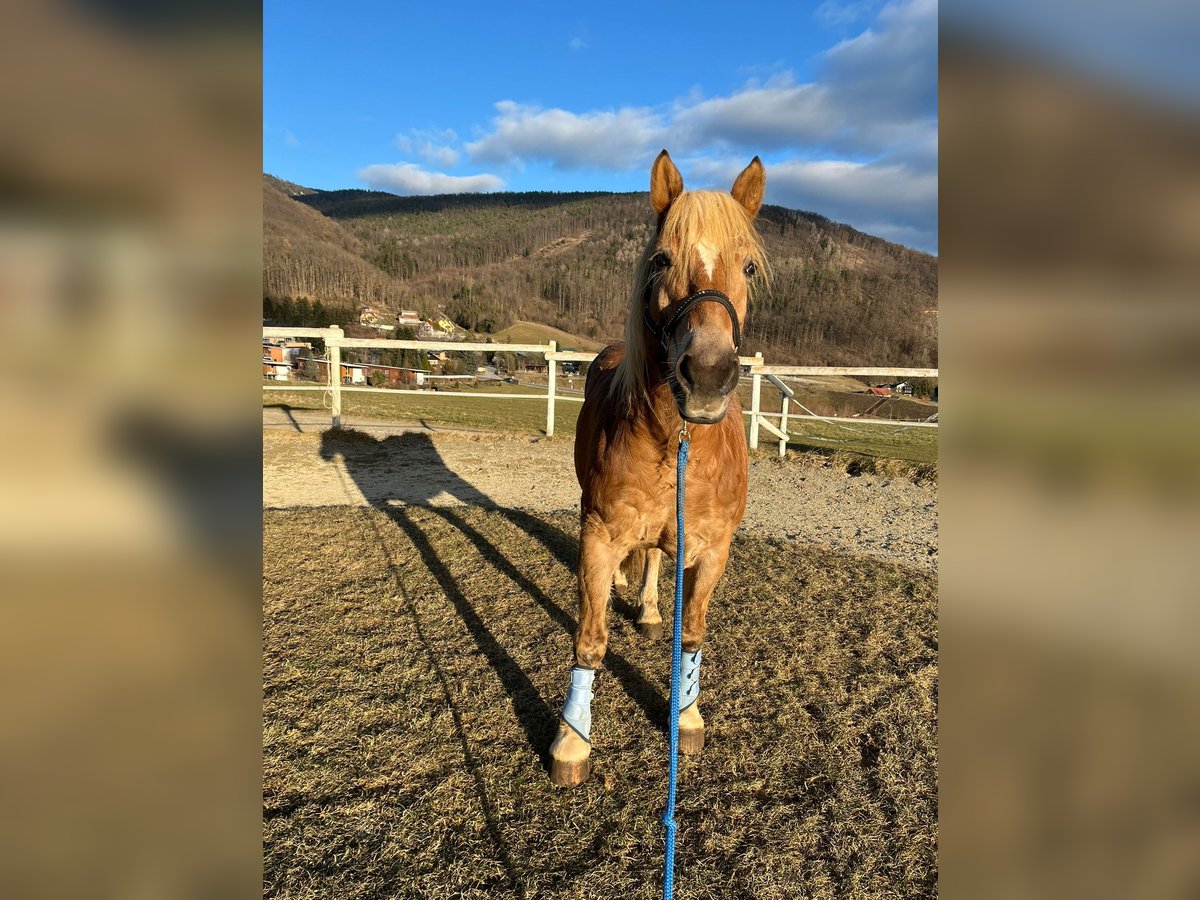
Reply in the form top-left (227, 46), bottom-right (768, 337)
top-left (263, 420), bottom-right (937, 572)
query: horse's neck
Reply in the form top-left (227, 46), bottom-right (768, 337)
top-left (633, 379), bottom-right (683, 447)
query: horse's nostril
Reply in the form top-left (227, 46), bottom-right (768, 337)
top-left (721, 358), bottom-right (740, 394)
top-left (678, 354), bottom-right (694, 390)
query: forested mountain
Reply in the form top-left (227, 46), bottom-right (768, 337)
top-left (263, 174), bottom-right (937, 366)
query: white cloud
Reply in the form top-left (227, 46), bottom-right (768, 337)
top-left (569, 36), bottom-right (586, 51)
top-left (822, 0), bottom-right (938, 127)
top-left (815, 0), bottom-right (884, 27)
top-left (766, 158), bottom-right (936, 230)
top-left (283, 129), bottom-right (301, 148)
top-left (674, 0), bottom-right (936, 160)
top-left (394, 128), bottom-right (461, 167)
top-left (687, 155), bottom-right (937, 252)
top-left (672, 77), bottom-right (841, 151)
top-left (411, 0), bottom-right (937, 247)
top-left (465, 0), bottom-right (935, 169)
top-left (465, 101), bottom-right (665, 170)
top-left (852, 220), bottom-right (937, 250)
top-left (357, 163), bottom-right (504, 195)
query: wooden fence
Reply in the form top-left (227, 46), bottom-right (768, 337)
top-left (263, 326), bottom-right (937, 454)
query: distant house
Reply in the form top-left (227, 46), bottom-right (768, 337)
top-left (310, 359), bottom-right (440, 388)
top-left (397, 309), bottom-right (422, 327)
top-left (867, 386), bottom-right (892, 397)
top-left (515, 353), bottom-right (548, 374)
top-left (263, 358), bottom-right (291, 381)
top-left (417, 317), bottom-right (465, 341)
top-left (263, 342), bottom-right (292, 381)
top-left (892, 381), bottom-right (914, 396)
top-left (358, 306), bottom-right (396, 331)
top-left (314, 360), bottom-right (368, 384)
top-left (359, 363), bottom-right (421, 386)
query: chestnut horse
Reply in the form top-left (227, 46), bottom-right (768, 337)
top-left (550, 150), bottom-right (766, 786)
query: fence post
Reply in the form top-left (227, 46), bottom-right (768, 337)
top-left (749, 353), bottom-right (762, 451)
top-left (546, 340), bottom-right (557, 437)
top-left (327, 325), bottom-right (343, 428)
top-left (779, 394), bottom-right (789, 458)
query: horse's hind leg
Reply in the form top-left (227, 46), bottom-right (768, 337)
top-left (550, 520), bottom-right (621, 787)
top-left (635, 548), bottom-right (664, 639)
top-left (613, 547), bottom-right (642, 591)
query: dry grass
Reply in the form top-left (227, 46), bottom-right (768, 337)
top-left (264, 505), bottom-right (937, 899)
top-left (778, 447), bottom-right (938, 485)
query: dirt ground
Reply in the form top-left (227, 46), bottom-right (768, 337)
top-left (263, 424), bottom-right (937, 572)
top-left (263, 421), bottom-right (938, 898)
top-left (264, 505), bottom-right (937, 900)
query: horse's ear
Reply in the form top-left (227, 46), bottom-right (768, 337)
top-left (731, 156), bottom-right (765, 217)
top-left (650, 150), bottom-right (684, 215)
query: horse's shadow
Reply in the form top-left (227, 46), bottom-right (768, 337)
top-left (317, 429), bottom-right (667, 758)
top-left (317, 427), bottom-right (676, 897)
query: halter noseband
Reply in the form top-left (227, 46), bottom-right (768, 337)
top-left (643, 289), bottom-right (742, 359)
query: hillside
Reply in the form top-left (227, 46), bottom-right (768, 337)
top-left (491, 321), bottom-right (606, 352)
top-left (263, 176), bottom-right (937, 367)
top-left (263, 181), bottom-right (418, 310)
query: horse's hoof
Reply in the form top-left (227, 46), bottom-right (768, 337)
top-left (550, 756), bottom-right (591, 787)
top-left (637, 621), bottom-right (664, 640)
top-left (549, 721), bottom-right (591, 787)
top-left (679, 728), bottom-right (705, 755)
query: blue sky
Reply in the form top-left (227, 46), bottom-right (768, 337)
top-left (265, 0), bottom-right (937, 252)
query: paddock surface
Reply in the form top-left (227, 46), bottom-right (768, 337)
top-left (263, 427), bottom-right (938, 899)
top-left (263, 427), bottom-right (937, 572)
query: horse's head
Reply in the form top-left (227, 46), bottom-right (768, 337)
top-left (642, 150), bottom-right (765, 424)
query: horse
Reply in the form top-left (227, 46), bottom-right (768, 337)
top-left (550, 150), bottom-right (766, 786)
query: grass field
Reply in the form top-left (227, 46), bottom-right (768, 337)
top-left (783, 420), bottom-right (937, 467)
top-left (264, 382), bottom-right (583, 436)
top-left (264, 505), bottom-right (937, 899)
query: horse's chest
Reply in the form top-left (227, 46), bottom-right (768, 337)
top-left (592, 450), bottom-right (742, 548)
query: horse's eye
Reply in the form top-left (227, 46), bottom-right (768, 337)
top-left (743, 260), bottom-right (758, 278)
top-left (650, 251), bottom-right (671, 272)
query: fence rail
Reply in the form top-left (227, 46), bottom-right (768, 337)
top-left (263, 325), bottom-right (936, 452)
top-left (755, 365), bottom-right (938, 378)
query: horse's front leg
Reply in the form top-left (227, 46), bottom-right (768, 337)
top-left (549, 517), bottom-right (622, 787)
top-left (676, 542), bottom-right (731, 755)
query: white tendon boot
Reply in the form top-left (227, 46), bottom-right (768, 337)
top-left (549, 666), bottom-right (595, 786)
top-left (561, 666), bottom-right (595, 741)
top-left (678, 648), bottom-right (705, 754)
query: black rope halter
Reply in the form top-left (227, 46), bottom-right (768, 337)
top-left (643, 289), bottom-right (742, 360)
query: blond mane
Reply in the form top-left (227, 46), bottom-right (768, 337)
top-left (612, 191), bottom-right (767, 406)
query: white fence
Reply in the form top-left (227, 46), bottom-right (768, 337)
top-left (263, 326), bottom-right (937, 453)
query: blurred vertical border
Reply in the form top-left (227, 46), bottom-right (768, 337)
top-left (941, 1), bottom-right (1200, 898)
top-left (3, 0), bottom-right (1199, 896)
top-left (0, 0), bottom-right (262, 896)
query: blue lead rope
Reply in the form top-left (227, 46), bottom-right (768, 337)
top-left (662, 426), bottom-right (689, 899)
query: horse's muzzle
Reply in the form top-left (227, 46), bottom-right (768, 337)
top-left (673, 346), bottom-right (739, 423)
